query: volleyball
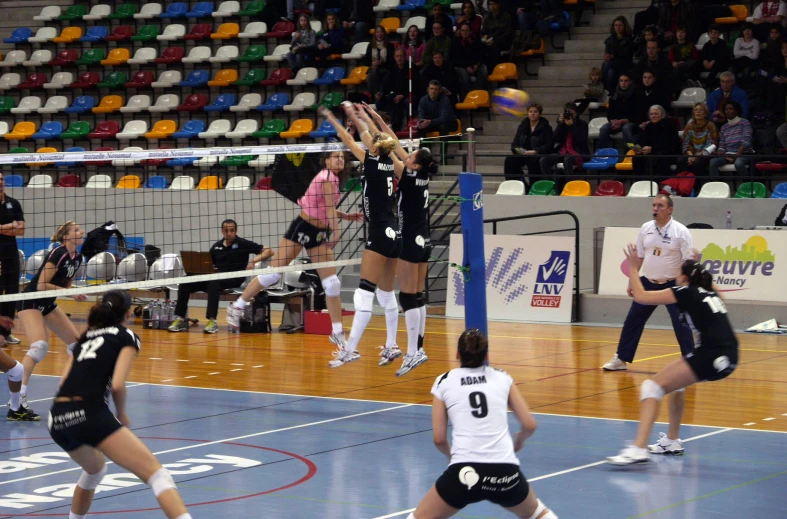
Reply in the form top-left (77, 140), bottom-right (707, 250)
top-left (492, 88), bottom-right (532, 118)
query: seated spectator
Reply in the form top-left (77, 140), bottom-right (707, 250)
top-left (602, 17), bottom-right (635, 93)
top-left (402, 25), bottom-right (426, 69)
top-left (600, 73), bottom-right (640, 149)
top-left (700, 25), bottom-right (731, 89)
top-left (707, 72), bottom-right (749, 124)
top-left (426, 3), bottom-right (455, 39)
top-left (762, 41), bottom-right (787, 106)
top-left (634, 40), bottom-right (674, 93)
top-left (633, 25), bottom-right (661, 64)
top-left (760, 24), bottom-right (784, 72)
top-left (657, 0), bottom-right (694, 45)
top-left (417, 80), bottom-right (459, 137)
top-left (423, 21), bottom-right (453, 67)
top-left (285, 0), bottom-right (314, 21)
top-left (677, 103), bottom-right (719, 186)
top-left (752, 0), bottom-right (787, 43)
top-left (456, 1), bottom-right (484, 38)
top-left (366, 25), bottom-right (395, 97)
top-left (709, 101), bottom-right (755, 179)
top-left (504, 103), bottom-right (553, 185)
top-left (636, 70), bottom-right (671, 127)
top-left (420, 51), bottom-right (461, 104)
top-left (341, 0), bottom-right (373, 44)
top-left (633, 105), bottom-right (681, 179)
top-left (516, 0), bottom-right (562, 48)
top-left (539, 103), bottom-right (590, 188)
top-left (169, 220), bottom-right (274, 334)
top-left (315, 13), bottom-right (345, 61)
top-left (574, 66), bottom-right (604, 113)
top-left (286, 14), bottom-right (317, 72)
top-left (633, 0), bottom-right (670, 36)
top-left (376, 48), bottom-right (410, 132)
top-left (451, 23), bottom-right (489, 98)
top-left (481, 0), bottom-right (513, 69)
top-left (733, 23), bottom-right (760, 83)
top-left (668, 27), bottom-right (700, 87)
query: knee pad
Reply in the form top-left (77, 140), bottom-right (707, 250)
top-left (7, 361), bottom-right (23, 382)
top-left (354, 287), bottom-right (375, 314)
top-left (359, 278), bottom-right (376, 293)
top-left (27, 340), bottom-right (50, 363)
top-left (321, 275), bottom-right (341, 298)
top-left (526, 499), bottom-right (558, 519)
top-left (375, 288), bottom-right (398, 312)
top-left (77, 465), bottom-right (107, 491)
top-left (640, 379), bottom-right (665, 402)
top-left (67, 342), bottom-right (78, 357)
top-left (400, 292), bottom-right (419, 312)
top-left (257, 272), bottom-right (281, 288)
top-left (147, 468), bottom-right (177, 498)
top-left (406, 514), bottom-right (416, 519)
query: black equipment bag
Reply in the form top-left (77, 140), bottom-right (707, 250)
top-left (239, 293), bottom-right (272, 333)
top-left (271, 152), bottom-right (323, 203)
top-left (81, 221), bottom-right (128, 260)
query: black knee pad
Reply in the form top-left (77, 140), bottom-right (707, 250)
top-left (359, 279), bottom-right (377, 293)
top-left (400, 292), bottom-right (419, 312)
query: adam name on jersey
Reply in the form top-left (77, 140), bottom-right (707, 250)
top-left (460, 375), bottom-right (487, 386)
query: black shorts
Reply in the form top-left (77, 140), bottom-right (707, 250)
top-left (684, 344), bottom-right (738, 382)
top-left (284, 216), bottom-right (331, 250)
top-left (435, 462), bottom-right (529, 510)
top-left (17, 296), bottom-right (57, 316)
top-left (400, 226), bottom-right (432, 264)
top-left (366, 223), bottom-right (402, 259)
top-left (48, 402), bottom-right (123, 452)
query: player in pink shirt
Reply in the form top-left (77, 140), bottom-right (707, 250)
top-left (227, 152), bottom-right (364, 347)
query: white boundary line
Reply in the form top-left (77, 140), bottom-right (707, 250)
top-left (0, 403), bottom-right (412, 487)
top-left (369, 428), bottom-right (734, 519)
top-left (0, 383), bottom-right (146, 409)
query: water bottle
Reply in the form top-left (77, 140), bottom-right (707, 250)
top-left (151, 300), bottom-right (161, 329)
top-left (167, 301), bottom-right (175, 324)
top-left (725, 211), bottom-right (732, 229)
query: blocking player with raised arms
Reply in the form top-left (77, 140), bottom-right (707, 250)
top-left (319, 103), bottom-right (407, 368)
top-left (607, 246), bottom-right (739, 465)
top-left (13, 221), bottom-right (87, 420)
top-left (409, 329), bottom-right (559, 519)
top-left (50, 290), bottom-right (193, 519)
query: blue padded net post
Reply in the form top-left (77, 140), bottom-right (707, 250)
top-left (458, 166), bottom-right (487, 338)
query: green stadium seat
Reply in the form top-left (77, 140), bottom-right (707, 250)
top-left (108, 4), bottom-right (138, 20)
top-left (0, 96), bottom-right (16, 114)
top-left (220, 155), bottom-right (256, 167)
top-left (733, 182), bottom-right (767, 198)
top-left (237, 45), bottom-right (266, 62)
top-left (252, 119), bottom-right (286, 138)
top-left (98, 72), bottom-right (128, 89)
top-left (238, 0), bottom-right (266, 16)
top-left (60, 121), bottom-right (92, 139)
top-left (233, 68), bottom-right (266, 86)
top-left (343, 177), bottom-right (362, 192)
top-left (76, 49), bottom-right (105, 66)
top-left (131, 25), bottom-right (161, 42)
top-left (529, 180), bottom-right (558, 196)
top-left (58, 5), bottom-right (86, 20)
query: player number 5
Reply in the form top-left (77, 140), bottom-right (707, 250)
top-left (387, 177), bottom-right (393, 196)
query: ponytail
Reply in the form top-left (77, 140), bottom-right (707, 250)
top-left (458, 328), bottom-right (489, 368)
top-left (79, 290), bottom-right (132, 342)
top-left (414, 148), bottom-right (438, 176)
top-left (51, 221), bottom-right (76, 243)
top-left (681, 260), bottom-right (713, 291)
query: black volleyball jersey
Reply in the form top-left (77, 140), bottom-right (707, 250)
top-left (671, 286), bottom-right (738, 349)
top-left (362, 151), bottom-right (397, 226)
top-left (58, 325), bottom-right (141, 405)
top-left (397, 167), bottom-right (429, 232)
top-left (24, 246), bottom-right (82, 293)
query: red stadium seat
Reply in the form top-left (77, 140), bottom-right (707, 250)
top-left (125, 71), bottom-right (155, 89)
top-left (176, 94), bottom-right (209, 111)
top-left (183, 23), bottom-right (212, 40)
top-left (264, 21), bottom-right (295, 38)
top-left (254, 177), bottom-right (272, 190)
top-left (49, 49), bottom-right (78, 66)
top-left (56, 174), bottom-right (81, 187)
top-left (259, 68), bottom-right (292, 86)
top-left (89, 120), bottom-right (120, 139)
top-left (17, 73), bottom-right (48, 89)
top-left (91, 146), bottom-right (114, 166)
top-left (595, 180), bottom-right (625, 197)
top-left (104, 25), bottom-right (135, 41)
top-left (154, 47), bottom-right (185, 64)
top-left (71, 72), bottom-right (101, 89)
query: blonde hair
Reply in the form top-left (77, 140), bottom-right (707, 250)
top-left (52, 221), bottom-right (77, 243)
top-left (589, 66), bottom-right (601, 79)
top-left (372, 132), bottom-right (397, 156)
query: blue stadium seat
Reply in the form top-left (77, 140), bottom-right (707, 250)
top-left (583, 148), bottom-right (619, 170)
top-left (58, 147), bottom-right (85, 167)
top-left (309, 119), bottom-right (340, 139)
top-left (397, 0), bottom-right (426, 11)
top-left (186, 2), bottom-right (215, 18)
top-left (204, 93), bottom-right (236, 112)
top-left (160, 2), bottom-right (188, 18)
top-left (80, 26), bottom-right (109, 42)
top-left (172, 120), bottom-right (206, 139)
top-left (257, 93), bottom-right (289, 112)
top-left (32, 121), bottom-right (64, 140)
top-left (180, 70), bottom-right (210, 87)
top-left (4, 28), bottom-right (32, 44)
top-left (313, 67), bottom-right (346, 86)
top-left (145, 175), bottom-right (169, 188)
top-left (64, 96), bottom-right (96, 114)
top-left (772, 182), bottom-right (787, 199)
top-left (3, 175), bottom-right (23, 187)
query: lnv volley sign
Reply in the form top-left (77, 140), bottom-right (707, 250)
top-left (446, 235), bottom-right (575, 323)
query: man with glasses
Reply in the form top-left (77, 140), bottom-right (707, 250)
top-left (0, 173), bottom-right (24, 345)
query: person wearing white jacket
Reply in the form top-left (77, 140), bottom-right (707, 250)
top-left (733, 23), bottom-right (760, 82)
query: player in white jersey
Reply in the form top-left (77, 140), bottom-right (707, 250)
top-left (407, 329), bottom-right (558, 519)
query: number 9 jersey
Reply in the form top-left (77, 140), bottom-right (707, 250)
top-left (431, 366), bottom-right (520, 466)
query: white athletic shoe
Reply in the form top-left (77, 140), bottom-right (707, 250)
top-left (648, 432), bottom-right (684, 455)
top-left (329, 347), bottom-right (360, 368)
top-left (378, 344), bottom-right (402, 366)
top-left (603, 354), bottom-right (628, 371)
top-left (329, 331), bottom-right (348, 349)
top-left (226, 303), bottom-right (244, 333)
top-left (395, 350), bottom-right (427, 376)
top-left (607, 445), bottom-right (650, 466)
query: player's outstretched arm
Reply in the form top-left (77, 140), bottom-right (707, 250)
top-left (318, 106), bottom-right (366, 161)
top-left (362, 102), bottom-right (409, 162)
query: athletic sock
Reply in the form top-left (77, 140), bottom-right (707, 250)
top-left (9, 392), bottom-right (20, 411)
top-left (404, 308), bottom-right (420, 356)
top-left (175, 514), bottom-right (193, 519)
top-left (331, 321), bottom-right (344, 335)
top-left (347, 312), bottom-right (372, 352)
top-left (384, 305), bottom-right (398, 348)
top-left (234, 298), bottom-right (247, 308)
top-left (20, 384), bottom-right (27, 397)
top-left (69, 512), bottom-right (86, 519)
top-left (418, 305), bottom-right (427, 350)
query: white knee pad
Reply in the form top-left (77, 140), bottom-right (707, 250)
top-left (257, 272), bottom-right (281, 288)
top-left (27, 340), bottom-right (50, 363)
top-left (7, 361), bottom-right (23, 382)
top-left (375, 288), bottom-right (398, 311)
top-left (77, 465), bottom-right (107, 491)
top-left (321, 274), bottom-right (341, 298)
top-left (354, 288), bottom-right (375, 313)
top-left (406, 514), bottom-right (416, 519)
top-left (147, 468), bottom-right (177, 498)
top-left (527, 499), bottom-right (558, 519)
top-left (640, 379), bottom-right (665, 402)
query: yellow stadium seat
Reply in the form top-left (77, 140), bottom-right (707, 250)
top-left (92, 95), bottom-right (124, 114)
top-left (456, 90), bottom-right (490, 111)
top-left (488, 63), bottom-right (518, 83)
top-left (372, 17), bottom-right (400, 34)
top-left (26, 147), bottom-right (57, 167)
top-left (561, 180), bottom-right (592, 196)
top-left (196, 176), bottom-right (224, 190)
top-left (207, 69), bottom-right (239, 87)
top-left (340, 66), bottom-right (369, 86)
top-left (427, 120), bottom-right (462, 138)
top-left (101, 48), bottom-right (131, 66)
top-left (116, 175), bottom-right (142, 189)
top-left (716, 5), bottom-right (748, 24)
top-left (53, 26), bottom-right (82, 43)
top-left (145, 120), bottom-right (177, 139)
top-left (280, 119), bottom-right (315, 139)
top-left (615, 149), bottom-right (635, 171)
top-left (211, 23), bottom-right (240, 39)
top-left (5, 122), bottom-right (36, 140)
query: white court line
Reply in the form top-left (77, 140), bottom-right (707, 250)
top-left (0, 403), bottom-right (412, 487)
top-left (0, 383), bottom-right (146, 409)
top-left (369, 428), bottom-right (733, 519)
top-left (763, 417), bottom-right (775, 421)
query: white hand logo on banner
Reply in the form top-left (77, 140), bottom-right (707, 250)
top-left (540, 256), bottom-right (566, 281)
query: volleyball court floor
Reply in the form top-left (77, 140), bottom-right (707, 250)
top-left (0, 376), bottom-right (784, 519)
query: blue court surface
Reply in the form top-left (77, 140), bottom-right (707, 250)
top-left (1, 377), bottom-right (785, 519)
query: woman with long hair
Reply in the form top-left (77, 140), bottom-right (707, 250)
top-left (227, 151), bottom-right (364, 346)
top-left (319, 102), bottom-right (405, 368)
top-left (367, 25), bottom-right (395, 95)
top-left (677, 103), bottom-right (718, 188)
top-left (13, 221), bottom-right (86, 420)
top-left (602, 16), bottom-right (634, 93)
top-left (50, 290), bottom-right (193, 519)
top-left (402, 25), bottom-right (426, 68)
top-left (608, 248), bottom-right (739, 465)
top-left (286, 13), bottom-right (317, 71)
top-left (408, 329), bottom-right (559, 519)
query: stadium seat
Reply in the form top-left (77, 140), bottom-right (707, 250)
top-left (7, 147), bottom-right (27, 154)
top-left (239, 21), bottom-right (267, 39)
top-left (61, 121), bottom-right (92, 139)
top-left (237, 45), bottom-right (266, 63)
top-left (131, 25), bottom-right (161, 42)
top-left (0, 73), bottom-right (21, 90)
top-left (101, 49), bottom-right (131, 66)
top-left (173, 120), bottom-right (206, 138)
top-left (214, 1), bottom-right (241, 17)
top-left (375, 0), bottom-right (400, 11)
top-left (4, 28), bottom-right (32, 44)
top-left (32, 121), bottom-right (62, 140)
top-left (93, 95), bottom-right (125, 114)
top-left (264, 21), bottom-right (295, 39)
top-left (488, 63), bottom-right (518, 84)
top-left (157, 24), bottom-right (187, 41)
top-left (205, 93), bottom-right (237, 112)
top-left (18, 73), bottom-right (48, 90)
top-left (0, 51), bottom-right (26, 68)
top-left (34, 6), bottom-right (61, 21)
top-left (208, 69), bottom-right (239, 87)
top-left (561, 180), bottom-right (592, 196)
top-left (145, 120), bottom-right (177, 139)
top-left (234, 68), bottom-right (267, 86)
top-left (145, 176), bottom-right (169, 188)
top-left (105, 26), bottom-right (135, 42)
top-left (342, 177), bottom-right (362, 192)
top-left (231, 93), bottom-right (262, 112)
top-left (280, 119), bottom-right (315, 139)
top-left (27, 148), bottom-right (58, 168)
top-left (117, 121), bottom-right (149, 140)
top-left (83, 4), bottom-right (111, 20)
top-left (177, 94), bottom-right (210, 111)
top-left (528, 180), bottom-right (557, 196)
top-left (152, 71), bottom-right (182, 88)
top-left (263, 44), bottom-right (291, 62)
top-left (583, 148), bottom-right (619, 170)
top-left (161, 2), bottom-right (188, 18)
top-left (53, 27), bottom-right (83, 44)
top-left (197, 176), bottom-right (224, 189)
top-left (258, 93), bottom-right (290, 111)
top-left (56, 175), bottom-right (81, 188)
top-left (88, 121), bottom-right (120, 139)
top-left (91, 147), bottom-right (115, 166)
top-left (76, 49), bottom-right (105, 66)
top-left (198, 119), bottom-right (232, 139)
top-left (57, 147), bottom-right (85, 167)
top-left (212, 23), bottom-right (240, 39)
top-left (180, 70), bottom-right (210, 87)
top-left (594, 180), bottom-right (625, 196)
top-left (253, 119), bottom-right (287, 138)
top-left (128, 48), bottom-right (158, 65)
top-left (120, 95), bottom-right (152, 113)
top-left (313, 67), bottom-right (346, 86)
top-left (375, 17), bottom-right (401, 34)
top-left (252, 176), bottom-right (273, 188)
top-left (86, 175), bottom-right (114, 188)
top-left (0, 96), bottom-right (15, 113)
top-left (716, 4), bottom-right (748, 24)
top-left (149, 94), bottom-right (180, 113)
top-left (11, 96), bottom-right (43, 114)
top-left (113, 147), bottom-right (143, 167)
top-left (342, 42), bottom-right (369, 61)
top-left (42, 72), bottom-right (73, 91)
top-left (155, 47), bottom-right (185, 65)
top-left (187, 2), bottom-right (215, 18)
top-left (116, 175), bottom-right (142, 188)
top-left (5, 122), bottom-right (36, 140)
top-left (170, 176), bottom-right (196, 189)
top-left (671, 88), bottom-right (707, 110)
top-left (135, 3), bottom-right (163, 19)
top-left (27, 174), bottom-right (53, 187)
top-left (310, 91), bottom-right (344, 111)
top-left (64, 96), bottom-right (96, 114)
top-left (734, 182), bottom-right (767, 198)
top-left (238, 0), bottom-right (265, 16)
top-left (587, 117), bottom-right (608, 139)
top-left (23, 51), bottom-right (53, 67)
top-left (309, 120), bottom-right (339, 139)
top-left (125, 71), bottom-right (156, 89)
top-left (183, 46), bottom-right (212, 63)
top-left (340, 66), bottom-right (369, 85)
top-left (697, 182), bottom-right (731, 198)
top-left (396, 16), bottom-right (426, 33)
top-left (221, 155), bottom-right (255, 167)
top-left (140, 148), bottom-right (172, 167)
top-left (0, 122), bottom-right (8, 137)
top-left (49, 50), bottom-right (78, 67)
top-left (226, 119), bottom-right (259, 139)
top-left (3, 175), bottom-right (23, 187)
top-left (225, 176), bottom-right (251, 190)
top-left (58, 5), bottom-right (87, 20)
top-left (771, 182), bottom-right (787, 198)
top-left (211, 45), bottom-right (239, 63)
top-left (195, 155), bottom-right (220, 168)
top-left (283, 93), bottom-right (317, 112)
top-left (108, 4), bottom-right (138, 20)
top-left (615, 149), bottom-right (635, 171)
top-left (627, 180), bottom-right (659, 197)
top-left (495, 180), bottom-right (526, 195)
top-left (185, 24), bottom-right (213, 40)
